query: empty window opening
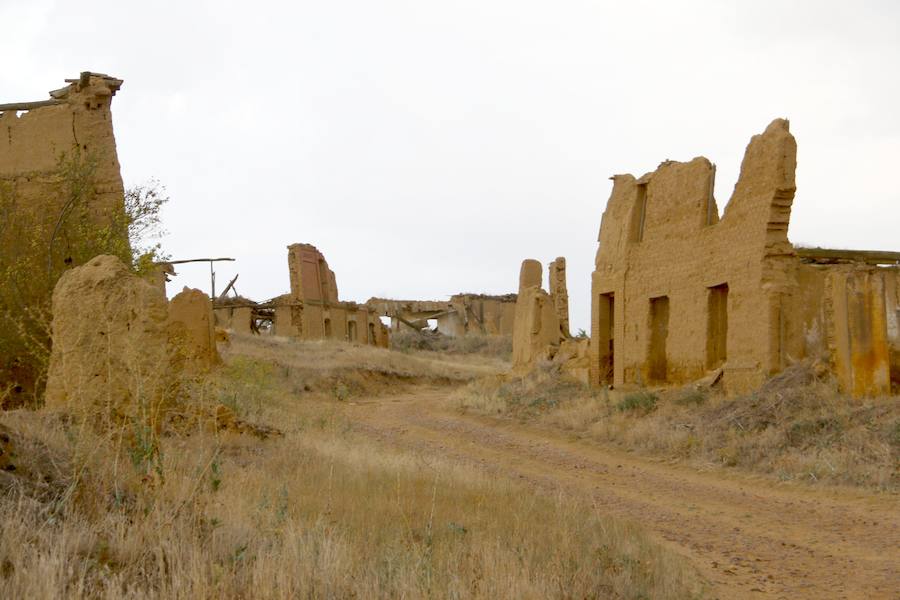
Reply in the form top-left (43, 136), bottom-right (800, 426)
top-left (648, 296), bottom-right (669, 383)
top-left (597, 293), bottom-right (615, 384)
top-left (629, 183), bottom-right (648, 242)
top-left (323, 318), bottom-right (332, 338)
top-left (368, 322), bottom-right (376, 344)
top-left (706, 283), bottom-right (728, 369)
top-left (347, 320), bottom-right (358, 342)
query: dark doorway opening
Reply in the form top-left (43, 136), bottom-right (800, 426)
top-left (597, 293), bottom-right (615, 384)
top-left (706, 284), bottom-right (728, 369)
top-left (648, 296), bottom-right (669, 382)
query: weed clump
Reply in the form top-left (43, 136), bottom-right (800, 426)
top-left (617, 391), bottom-right (658, 413)
top-left (391, 330), bottom-right (512, 359)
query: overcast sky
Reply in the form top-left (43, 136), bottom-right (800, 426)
top-left (2, 0), bottom-right (898, 333)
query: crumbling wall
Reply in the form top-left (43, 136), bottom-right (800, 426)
top-left (548, 257), bottom-right (571, 338)
top-left (44, 255), bottom-right (169, 421)
top-left (449, 294), bottom-right (517, 337)
top-left (274, 244), bottom-right (387, 346)
top-left (168, 287), bottom-right (219, 373)
top-left (0, 73), bottom-right (129, 402)
top-left (512, 260), bottom-right (562, 370)
top-left (590, 119), bottom-right (895, 397)
top-left (367, 294), bottom-right (517, 338)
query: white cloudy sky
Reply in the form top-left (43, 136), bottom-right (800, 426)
top-left (2, 0), bottom-right (898, 333)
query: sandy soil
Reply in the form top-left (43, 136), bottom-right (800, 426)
top-left (345, 386), bottom-right (900, 600)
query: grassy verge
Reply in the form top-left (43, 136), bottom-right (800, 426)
top-left (0, 340), bottom-right (706, 599)
top-left (455, 362), bottom-right (900, 491)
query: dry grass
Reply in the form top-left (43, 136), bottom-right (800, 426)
top-left (455, 362), bottom-right (900, 491)
top-left (391, 330), bottom-right (513, 361)
top-left (0, 336), bottom-right (706, 599)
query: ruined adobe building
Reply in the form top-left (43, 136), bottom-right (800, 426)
top-left (215, 244), bottom-right (389, 346)
top-left (366, 294), bottom-right (517, 337)
top-left (590, 119), bottom-right (900, 397)
top-left (274, 244), bottom-right (388, 345)
top-left (1, 72), bottom-right (127, 399)
top-left (511, 256), bottom-right (590, 382)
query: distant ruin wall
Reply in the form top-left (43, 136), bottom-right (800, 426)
top-left (0, 73), bottom-right (129, 402)
top-left (274, 244), bottom-right (387, 347)
top-left (368, 294), bottom-right (517, 338)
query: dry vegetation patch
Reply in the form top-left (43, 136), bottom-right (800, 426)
top-left (0, 338), bottom-right (706, 599)
top-left (391, 330), bottom-right (513, 360)
top-left (456, 362), bottom-right (900, 491)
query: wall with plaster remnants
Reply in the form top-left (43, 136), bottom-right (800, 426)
top-left (590, 119), bottom-right (899, 397)
top-left (0, 72), bottom-right (128, 401)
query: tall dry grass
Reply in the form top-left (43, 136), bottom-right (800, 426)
top-left (0, 336), bottom-right (706, 599)
top-left (391, 330), bottom-right (513, 361)
top-left (455, 363), bottom-right (900, 491)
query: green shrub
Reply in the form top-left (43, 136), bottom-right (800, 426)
top-left (616, 391), bottom-right (658, 413)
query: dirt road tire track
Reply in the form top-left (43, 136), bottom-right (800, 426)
top-left (346, 388), bottom-right (899, 600)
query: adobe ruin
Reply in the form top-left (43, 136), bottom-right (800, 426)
top-left (590, 119), bottom-right (900, 397)
top-left (511, 256), bottom-right (590, 383)
top-left (215, 244), bottom-right (389, 346)
top-left (0, 72), bottom-right (129, 400)
top-left (366, 293), bottom-right (517, 337)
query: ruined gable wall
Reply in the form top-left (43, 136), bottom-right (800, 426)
top-left (591, 119), bottom-right (798, 393)
top-left (287, 243), bottom-right (338, 303)
top-left (283, 244), bottom-right (382, 345)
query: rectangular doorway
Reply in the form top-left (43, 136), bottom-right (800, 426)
top-left (596, 293), bottom-right (615, 383)
top-left (648, 296), bottom-right (669, 382)
top-left (706, 284), bottom-right (728, 369)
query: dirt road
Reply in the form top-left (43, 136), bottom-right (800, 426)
top-left (346, 387), bottom-right (899, 600)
